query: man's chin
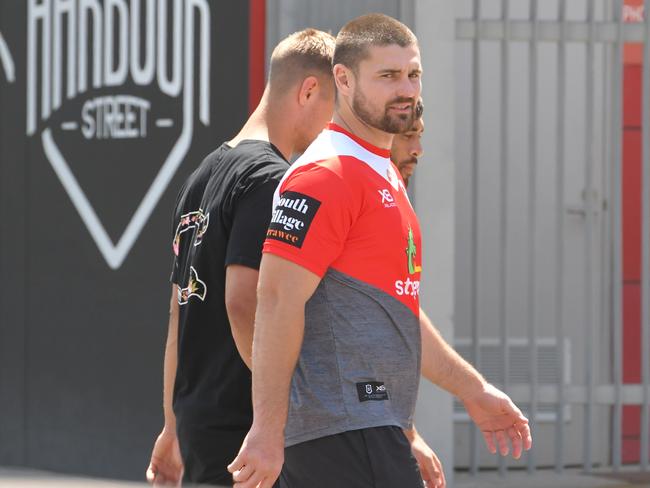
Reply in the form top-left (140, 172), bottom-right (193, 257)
top-left (387, 117), bottom-right (415, 134)
top-left (400, 163), bottom-right (417, 176)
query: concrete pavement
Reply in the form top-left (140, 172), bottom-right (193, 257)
top-left (2, 466), bottom-right (650, 487)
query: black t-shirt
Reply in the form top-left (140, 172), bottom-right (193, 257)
top-left (170, 140), bottom-right (288, 430)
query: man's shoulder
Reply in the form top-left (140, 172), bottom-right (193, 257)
top-left (220, 140), bottom-right (288, 184)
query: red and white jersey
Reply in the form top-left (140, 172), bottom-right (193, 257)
top-left (264, 123), bottom-right (422, 316)
top-left (263, 123), bottom-right (423, 447)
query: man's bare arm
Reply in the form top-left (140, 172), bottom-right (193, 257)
top-left (419, 309), bottom-right (532, 458)
top-left (163, 288), bottom-right (180, 429)
top-left (225, 265), bottom-right (260, 369)
top-left (419, 309), bottom-right (484, 398)
top-left (251, 255), bottom-right (320, 428)
top-left (228, 254), bottom-right (321, 488)
top-left (146, 287), bottom-right (184, 485)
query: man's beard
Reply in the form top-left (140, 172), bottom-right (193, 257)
top-left (398, 157), bottom-right (418, 188)
top-left (352, 90), bottom-right (415, 134)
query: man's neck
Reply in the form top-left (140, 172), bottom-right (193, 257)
top-left (332, 104), bottom-right (393, 151)
top-left (228, 94), bottom-right (294, 161)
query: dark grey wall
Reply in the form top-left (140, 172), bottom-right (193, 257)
top-left (0, 0), bottom-right (250, 480)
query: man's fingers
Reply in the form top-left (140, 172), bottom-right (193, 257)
top-left (508, 425), bottom-right (523, 459)
top-left (146, 466), bottom-right (155, 483)
top-left (233, 469), bottom-right (265, 488)
top-left (495, 429), bottom-right (509, 457)
top-left (516, 421), bottom-right (533, 451)
top-left (431, 452), bottom-right (446, 488)
top-left (481, 430), bottom-right (497, 454)
top-left (228, 453), bottom-right (247, 474)
top-left (259, 475), bottom-right (282, 488)
top-left (419, 456), bottom-right (438, 486)
top-left (232, 464), bottom-right (254, 483)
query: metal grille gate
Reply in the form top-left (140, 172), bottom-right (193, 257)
top-left (454, 0), bottom-right (650, 475)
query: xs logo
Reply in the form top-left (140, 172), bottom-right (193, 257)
top-left (378, 189), bottom-right (394, 204)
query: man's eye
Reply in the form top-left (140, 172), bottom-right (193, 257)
top-left (409, 72), bottom-right (420, 79)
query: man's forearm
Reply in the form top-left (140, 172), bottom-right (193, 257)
top-left (250, 289), bottom-right (305, 433)
top-left (225, 265), bottom-right (260, 370)
top-left (163, 288), bottom-right (180, 431)
top-left (419, 309), bottom-right (485, 400)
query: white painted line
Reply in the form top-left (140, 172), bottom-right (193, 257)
top-left (0, 31), bottom-right (15, 83)
top-left (156, 118), bottom-right (174, 128)
top-left (61, 121), bottom-right (78, 130)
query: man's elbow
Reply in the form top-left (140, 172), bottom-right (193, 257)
top-left (225, 293), bottom-right (256, 332)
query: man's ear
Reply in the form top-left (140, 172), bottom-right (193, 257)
top-left (298, 76), bottom-right (319, 106)
top-left (333, 64), bottom-right (353, 97)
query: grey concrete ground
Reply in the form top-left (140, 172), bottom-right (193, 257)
top-left (2, 466), bottom-right (650, 487)
top-left (455, 468), bottom-right (650, 488)
top-left (0, 468), bottom-right (147, 487)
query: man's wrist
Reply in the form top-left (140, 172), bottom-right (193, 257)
top-left (251, 416), bottom-right (285, 438)
top-left (403, 426), bottom-right (418, 442)
top-left (456, 374), bottom-right (488, 402)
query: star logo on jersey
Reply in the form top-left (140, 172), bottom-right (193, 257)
top-left (406, 226), bottom-right (422, 274)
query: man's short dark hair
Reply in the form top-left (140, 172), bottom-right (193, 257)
top-left (333, 13), bottom-right (418, 73)
top-left (268, 28), bottom-right (335, 91)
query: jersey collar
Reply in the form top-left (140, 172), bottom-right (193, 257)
top-left (326, 123), bottom-right (392, 159)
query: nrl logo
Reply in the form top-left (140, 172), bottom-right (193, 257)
top-left (26, 0), bottom-right (211, 269)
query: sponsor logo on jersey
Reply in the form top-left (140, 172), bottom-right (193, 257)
top-left (26, 0), bottom-right (211, 269)
top-left (356, 381), bottom-right (389, 402)
top-left (267, 191), bottom-right (321, 248)
top-left (178, 266), bottom-right (207, 304)
top-left (378, 188), bottom-right (397, 208)
top-left (395, 276), bottom-right (420, 298)
top-left (406, 226), bottom-right (422, 274)
top-left (395, 225), bottom-right (421, 299)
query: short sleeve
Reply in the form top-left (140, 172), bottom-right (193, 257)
top-left (169, 181), bottom-right (190, 285)
top-left (263, 164), bottom-right (355, 277)
top-left (225, 178), bottom-right (282, 270)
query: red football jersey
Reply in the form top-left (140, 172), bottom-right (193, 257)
top-left (263, 123), bottom-right (422, 316)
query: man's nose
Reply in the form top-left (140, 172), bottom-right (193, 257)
top-left (396, 75), bottom-right (419, 100)
top-left (410, 140), bottom-right (423, 158)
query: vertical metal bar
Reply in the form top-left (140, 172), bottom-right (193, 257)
top-left (640, 0), bottom-right (650, 471)
top-left (583, 0), bottom-right (596, 474)
top-left (470, 0), bottom-right (482, 476)
top-left (554, 0), bottom-right (568, 474)
top-left (600, 1), bottom-right (613, 444)
top-left (527, 0), bottom-right (539, 474)
top-left (611, 0), bottom-right (624, 472)
top-left (498, 0), bottom-right (511, 478)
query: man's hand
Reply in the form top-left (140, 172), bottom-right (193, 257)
top-left (146, 429), bottom-right (184, 487)
top-left (228, 427), bottom-right (284, 488)
top-left (405, 429), bottom-right (445, 488)
top-left (461, 383), bottom-right (533, 459)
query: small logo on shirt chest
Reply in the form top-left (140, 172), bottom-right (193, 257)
top-left (378, 189), bottom-right (397, 208)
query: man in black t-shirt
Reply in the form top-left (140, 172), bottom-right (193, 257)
top-left (145, 29), bottom-right (337, 487)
